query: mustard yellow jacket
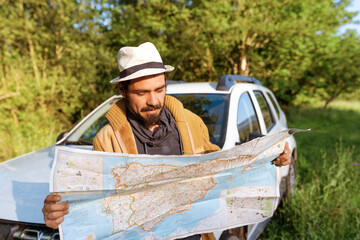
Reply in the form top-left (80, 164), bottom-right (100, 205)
top-left (93, 95), bottom-right (220, 154)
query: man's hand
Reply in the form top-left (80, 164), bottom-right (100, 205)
top-left (273, 142), bottom-right (291, 166)
top-left (42, 194), bottom-right (69, 229)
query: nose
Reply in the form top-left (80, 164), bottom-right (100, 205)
top-left (147, 92), bottom-right (159, 106)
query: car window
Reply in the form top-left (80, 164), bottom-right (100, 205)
top-left (266, 92), bottom-right (280, 120)
top-left (78, 94), bottom-right (229, 148)
top-left (237, 92), bottom-right (261, 143)
top-left (80, 115), bottom-right (109, 143)
top-left (171, 93), bottom-right (230, 148)
top-left (254, 91), bottom-right (275, 130)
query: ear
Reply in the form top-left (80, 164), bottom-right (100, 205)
top-left (118, 83), bottom-right (126, 97)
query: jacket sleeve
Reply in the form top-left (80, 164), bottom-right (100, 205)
top-left (93, 135), bottom-right (105, 152)
top-left (92, 124), bottom-right (123, 153)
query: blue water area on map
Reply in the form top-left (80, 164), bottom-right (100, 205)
top-left (62, 198), bottom-right (114, 239)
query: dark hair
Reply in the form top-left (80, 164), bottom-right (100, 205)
top-left (119, 80), bottom-right (130, 92)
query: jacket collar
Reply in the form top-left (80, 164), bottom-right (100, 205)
top-left (105, 95), bottom-right (195, 154)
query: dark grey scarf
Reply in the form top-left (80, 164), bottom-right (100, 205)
top-left (127, 106), bottom-right (182, 155)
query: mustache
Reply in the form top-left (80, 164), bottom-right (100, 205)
top-left (141, 105), bottom-right (162, 112)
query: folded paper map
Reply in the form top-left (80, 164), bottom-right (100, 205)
top-left (50, 128), bottom-right (308, 240)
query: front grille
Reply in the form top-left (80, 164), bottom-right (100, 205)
top-left (0, 219), bottom-right (59, 240)
top-left (13, 228), bottom-right (59, 240)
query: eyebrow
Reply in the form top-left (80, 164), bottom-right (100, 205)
top-left (131, 84), bottom-right (166, 93)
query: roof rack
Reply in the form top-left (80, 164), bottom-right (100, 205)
top-left (216, 74), bottom-right (262, 91)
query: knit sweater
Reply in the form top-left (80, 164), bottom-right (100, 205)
top-left (93, 95), bottom-right (220, 155)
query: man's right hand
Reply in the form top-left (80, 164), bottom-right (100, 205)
top-left (42, 194), bottom-right (69, 229)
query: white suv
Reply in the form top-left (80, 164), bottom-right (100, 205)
top-left (0, 75), bottom-right (296, 240)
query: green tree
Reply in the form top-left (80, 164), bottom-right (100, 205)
top-left (0, 0), bottom-right (113, 161)
top-left (1, 0), bottom-right (359, 161)
top-left (306, 31), bottom-right (360, 108)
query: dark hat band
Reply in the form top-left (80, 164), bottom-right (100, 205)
top-left (119, 62), bottom-right (165, 79)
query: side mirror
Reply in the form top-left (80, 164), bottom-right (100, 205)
top-left (56, 131), bottom-right (69, 142)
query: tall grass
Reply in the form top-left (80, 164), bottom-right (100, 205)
top-left (262, 100), bottom-right (360, 239)
top-left (262, 143), bottom-right (359, 239)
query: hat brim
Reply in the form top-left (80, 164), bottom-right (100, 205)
top-left (110, 65), bottom-right (174, 84)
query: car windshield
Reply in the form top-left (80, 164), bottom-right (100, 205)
top-left (79, 94), bottom-right (229, 149)
top-left (170, 93), bottom-right (230, 148)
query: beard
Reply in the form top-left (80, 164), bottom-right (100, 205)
top-left (125, 98), bottom-right (163, 128)
top-left (140, 105), bottom-right (163, 127)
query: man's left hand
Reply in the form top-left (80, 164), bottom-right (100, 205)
top-left (273, 142), bottom-right (291, 166)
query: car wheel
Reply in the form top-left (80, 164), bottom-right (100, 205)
top-left (285, 155), bottom-right (296, 198)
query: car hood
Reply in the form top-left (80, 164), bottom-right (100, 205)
top-left (0, 145), bottom-right (55, 224)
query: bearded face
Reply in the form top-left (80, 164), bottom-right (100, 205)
top-left (127, 98), bottom-right (164, 127)
top-left (119, 74), bottom-right (166, 130)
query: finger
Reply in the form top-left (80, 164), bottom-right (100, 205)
top-left (280, 157), bottom-right (290, 166)
top-left (283, 142), bottom-right (290, 155)
top-left (273, 156), bottom-right (287, 166)
top-left (56, 216), bottom-right (65, 224)
top-left (273, 160), bottom-right (282, 167)
top-left (45, 216), bottom-right (64, 229)
top-left (43, 202), bottom-right (69, 213)
top-left (45, 209), bottom-right (69, 221)
top-left (44, 194), bottom-right (62, 204)
top-left (278, 154), bottom-right (291, 166)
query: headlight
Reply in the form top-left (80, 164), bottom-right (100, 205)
top-left (0, 219), bottom-right (59, 240)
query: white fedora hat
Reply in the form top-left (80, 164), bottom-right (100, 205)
top-left (110, 42), bottom-right (174, 84)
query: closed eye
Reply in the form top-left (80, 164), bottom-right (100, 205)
top-left (156, 88), bottom-right (164, 93)
top-left (155, 85), bottom-right (166, 93)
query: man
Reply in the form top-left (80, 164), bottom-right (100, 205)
top-left (42, 42), bottom-right (291, 237)
top-left (92, 43), bottom-right (220, 154)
